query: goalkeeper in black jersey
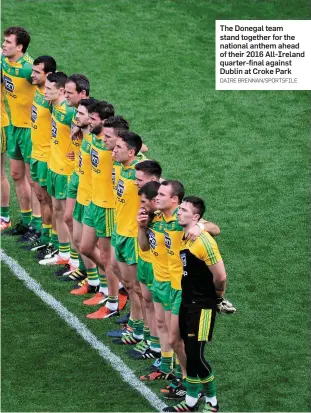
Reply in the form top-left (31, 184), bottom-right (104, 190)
top-left (163, 196), bottom-right (228, 413)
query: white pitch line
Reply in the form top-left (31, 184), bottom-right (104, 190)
top-left (1, 249), bottom-right (166, 412)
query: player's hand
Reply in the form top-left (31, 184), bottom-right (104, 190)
top-left (71, 126), bottom-right (83, 140)
top-left (66, 151), bottom-right (75, 161)
top-left (137, 208), bottom-right (149, 228)
top-left (184, 224), bottom-right (202, 241)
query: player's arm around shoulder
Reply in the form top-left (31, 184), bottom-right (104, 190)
top-left (199, 219), bottom-right (220, 236)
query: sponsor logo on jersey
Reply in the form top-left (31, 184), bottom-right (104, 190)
top-left (91, 148), bottom-right (99, 167)
top-left (112, 168), bottom-right (116, 185)
top-left (148, 230), bottom-right (157, 249)
top-left (3, 75), bottom-right (14, 92)
top-left (52, 118), bottom-right (57, 138)
top-left (117, 179), bottom-right (124, 197)
top-left (164, 231), bottom-right (172, 249)
top-left (180, 252), bottom-right (188, 277)
top-left (78, 152), bottom-right (83, 169)
top-left (31, 105), bottom-right (37, 123)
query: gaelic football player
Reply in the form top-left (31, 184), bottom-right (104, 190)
top-left (2, 26), bottom-right (41, 235)
top-left (39, 72), bottom-right (75, 265)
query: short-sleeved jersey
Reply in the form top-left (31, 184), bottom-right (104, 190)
top-left (77, 133), bottom-right (92, 206)
top-left (147, 212), bottom-right (170, 282)
top-left (70, 109), bottom-right (83, 172)
top-left (90, 135), bottom-right (115, 208)
top-left (115, 158), bottom-right (144, 238)
top-left (1, 53), bottom-right (36, 127)
top-left (180, 231), bottom-right (222, 308)
top-left (31, 86), bottom-right (52, 162)
top-left (163, 208), bottom-right (184, 290)
top-left (49, 100), bottom-right (75, 175)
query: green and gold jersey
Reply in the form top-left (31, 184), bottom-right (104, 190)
top-left (163, 208), bottom-right (184, 290)
top-left (147, 212), bottom-right (170, 282)
top-left (115, 154), bottom-right (146, 238)
top-left (70, 109), bottom-right (83, 172)
top-left (180, 231), bottom-right (222, 307)
top-left (49, 100), bottom-right (75, 175)
top-left (1, 84), bottom-right (9, 128)
top-left (31, 86), bottom-right (52, 162)
top-left (77, 133), bottom-right (92, 206)
top-left (1, 53), bottom-right (36, 127)
top-left (90, 135), bottom-right (115, 208)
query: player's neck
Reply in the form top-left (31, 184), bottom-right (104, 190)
top-left (52, 94), bottom-right (66, 106)
top-left (82, 126), bottom-right (90, 137)
top-left (7, 52), bottom-right (24, 63)
top-left (122, 156), bottom-right (135, 167)
top-left (184, 222), bottom-right (197, 234)
top-left (162, 205), bottom-right (178, 218)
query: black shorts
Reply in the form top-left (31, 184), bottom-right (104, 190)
top-left (179, 304), bottom-right (216, 342)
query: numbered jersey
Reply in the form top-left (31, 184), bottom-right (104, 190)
top-left (180, 232), bottom-right (222, 307)
top-left (77, 133), bottom-right (92, 206)
top-left (163, 209), bottom-right (184, 290)
top-left (90, 135), bottom-right (114, 208)
top-left (1, 53), bottom-right (36, 127)
top-left (147, 212), bottom-right (170, 282)
top-left (49, 100), bottom-right (75, 175)
top-left (31, 86), bottom-right (52, 162)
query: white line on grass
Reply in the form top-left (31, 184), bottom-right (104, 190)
top-left (1, 250), bottom-right (166, 412)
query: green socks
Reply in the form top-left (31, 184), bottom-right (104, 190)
top-left (21, 209), bottom-right (32, 226)
top-left (0, 206), bottom-right (10, 221)
top-left (31, 214), bottom-right (42, 232)
top-left (86, 267), bottom-right (99, 287)
top-left (41, 224), bottom-right (52, 244)
top-left (51, 230), bottom-right (59, 249)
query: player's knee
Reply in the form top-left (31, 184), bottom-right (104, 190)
top-left (121, 277), bottom-right (133, 292)
top-left (155, 316), bottom-right (166, 332)
top-left (79, 242), bottom-right (91, 257)
top-left (10, 168), bottom-right (24, 181)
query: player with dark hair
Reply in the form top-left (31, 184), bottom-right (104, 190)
top-left (2, 26), bottom-right (41, 236)
top-left (135, 160), bottom-right (162, 188)
top-left (57, 73), bottom-right (91, 276)
top-left (107, 130), bottom-right (146, 340)
top-left (39, 72), bottom-right (76, 266)
top-left (162, 196), bottom-right (225, 412)
top-left (77, 101), bottom-right (124, 318)
top-left (22, 56), bottom-right (57, 252)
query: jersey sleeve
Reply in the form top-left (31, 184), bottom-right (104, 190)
top-left (195, 233), bottom-right (222, 266)
top-left (23, 61), bottom-right (33, 83)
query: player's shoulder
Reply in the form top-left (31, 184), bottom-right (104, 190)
top-left (196, 231), bottom-right (218, 251)
top-left (22, 53), bottom-right (34, 65)
top-left (151, 210), bottom-right (163, 224)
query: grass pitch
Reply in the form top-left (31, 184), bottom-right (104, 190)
top-left (1, 0), bottom-right (310, 411)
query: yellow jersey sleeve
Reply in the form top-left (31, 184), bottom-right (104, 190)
top-left (31, 87), bottom-right (52, 162)
top-left (1, 83), bottom-right (9, 127)
top-left (2, 54), bottom-right (36, 127)
top-left (192, 232), bottom-right (222, 266)
top-left (70, 109), bottom-right (83, 172)
top-left (49, 100), bottom-right (75, 175)
top-left (163, 210), bottom-right (184, 290)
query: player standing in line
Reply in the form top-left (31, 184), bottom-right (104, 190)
top-left (0, 49), bottom-right (11, 231)
top-left (60, 98), bottom-right (98, 282)
top-left (60, 74), bottom-right (90, 275)
top-left (77, 101), bottom-right (123, 318)
top-left (109, 131), bottom-right (146, 341)
top-left (127, 161), bottom-right (163, 359)
top-left (163, 197), bottom-right (225, 412)
top-left (39, 72), bottom-right (75, 265)
top-left (24, 55), bottom-right (57, 251)
top-left (2, 26), bottom-right (41, 235)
